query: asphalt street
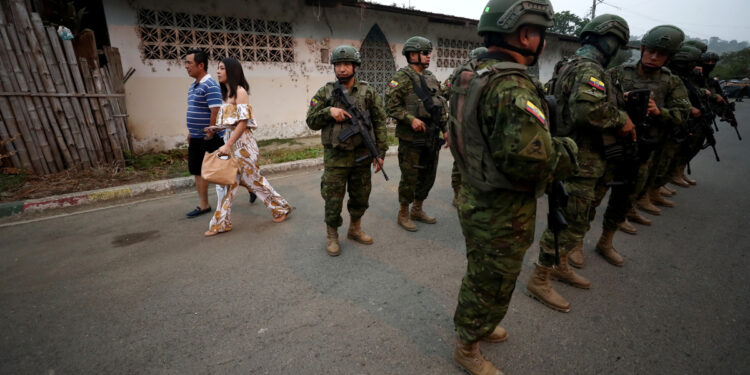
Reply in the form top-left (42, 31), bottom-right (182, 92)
top-left (1, 103), bottom-right (749, 374)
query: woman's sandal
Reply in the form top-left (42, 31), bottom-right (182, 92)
top-left (205, 227), bottom-right (232, 237)
top-left (272, 207), bottom-right (293, 223)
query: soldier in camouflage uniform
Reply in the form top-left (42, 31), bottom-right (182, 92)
top-left (449, 1), bottom-right (578, 373)
top-left (603, 25), bottom-right (691, 238)
top-left (526, 14), bottom-right (635, 312)
top-left (385, 36), bottom-right (448, 232)
top-left (444, 47), bottom-right (488, 206)
top-left (305, 45), bottom-right (388, 257)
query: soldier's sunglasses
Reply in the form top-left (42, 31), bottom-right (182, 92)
top-left (420, 51), bottom-right (431, 56)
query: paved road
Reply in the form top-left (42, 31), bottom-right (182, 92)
top-left (2, 103), bottom-right (749, 374)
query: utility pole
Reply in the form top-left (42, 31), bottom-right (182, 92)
top-left (591, 0), bottom-right (597, 18)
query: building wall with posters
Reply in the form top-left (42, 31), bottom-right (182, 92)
top-left (102, 0), bottom-right (579, 152)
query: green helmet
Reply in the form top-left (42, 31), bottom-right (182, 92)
top-left (402, 36), bottom-right (433, 56)
top-left (672, 45), bottom-right (702, 64)
top-left (330, 45), bottom-right (361, 65)
top-left (470, 47), bottom-right (488, 58)
top-left (701, 51), bottom-right (720, 63)
top-left (580, 14), bottom-right (630, 45)
top-left (684, 39), bottom-right (708, 53)
top-left (477, 0), bottom-right (554, 36)
top-left (641, 25), bottom-right (684, 54)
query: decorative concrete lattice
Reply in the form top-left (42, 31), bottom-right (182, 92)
top-left (435, 38), bottom-right (483, 69)
top-left (358, 24), bottom-right (396, 98)
top-left (137, 9), bottom-right (294, 63)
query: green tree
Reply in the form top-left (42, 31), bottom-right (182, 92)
top-left (713, 48), bottom-right (750, 79)
top-left (549, 11), bottom-right (588, 37)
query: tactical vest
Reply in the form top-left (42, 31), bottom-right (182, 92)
top-left (320, 81), bottom-right (377, 151)
top-left (616, 63), bottom-right (673, 139)
top-left (401, 68), bottom-right (447, 121)
top-left (447, 59), bottom-right (529, 192)
top-left (544, 55), bottom-right (587, 137)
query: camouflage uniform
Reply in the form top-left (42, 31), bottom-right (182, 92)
top-left (537, 45), bottom-right (628, 266)
top-left (452, 57), bottom-right (577, 344)
top-left (306, 79), bottom-right (388, 227)
top-left (604, 62), bottom-right (691, 210)
top-left (385, 66), bottom-right (447, 206)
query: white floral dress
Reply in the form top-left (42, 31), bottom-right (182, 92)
top-left (208, 102), bottom-right (292, 232)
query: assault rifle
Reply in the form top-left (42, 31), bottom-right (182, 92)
top-left (682, 78), bottom-right (720, 162)
top-left (720, 101), bottom-right (742, 141)
top-left (602, 89), bottom-right (650, 188)
top-left (544, 95), bottom-right (569, 265)
top-left (408, 74), bottom-right (446, 168)
top-left (333, 82), bottom-right (389, 181)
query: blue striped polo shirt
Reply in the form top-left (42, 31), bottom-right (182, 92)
top-left (187, 74), bottom-right (223, 138)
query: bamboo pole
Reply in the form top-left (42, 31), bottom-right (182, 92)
top-left (79, 58), bottom-right (113, 159)
top-left (91, 67), bottom-right (124, 162)
top-left (103, 46), bottom-right (132, 152)
top-left (26, 10), bottom-right (91, 168)
top-left (101, 65), bottom-right (131, 154)
top-left (0, 25), bottom-right (30, 170)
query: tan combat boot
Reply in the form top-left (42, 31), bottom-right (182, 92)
top-left (326, 226), bottom-right (340, 257)
top-left (347, 218), bottom-right (373, 244)
top-left (595, 229), bottom-right (625, 267)
top-left (568, 243), bottom-right (584, 268)
top-left (636, 194), bottom-right (662, 215)
top-left (526, 263), bottom-right (571, 312)
top-left (453, 341), bottom-right (504, 375)
top-left (627, 207), bottom-right (652, 226)
top-left (550, 254), bottom-right (591, 289)
top-left (410, 200), bottom-right (437, 224)
top-left (670, 175), bottom-right (690, 188)
top-left (397, 204), bottom-right (417, 232)
top-left (659, 185), bottom-right (676, 197)
top-left (482, 326), bottom-right (508, 343)
top-left (650, 188), bottom-right (674, 208)
top-left (681, 167), bottom-right (697, 185)
top-left (618, 218), bottom-right (637, 235)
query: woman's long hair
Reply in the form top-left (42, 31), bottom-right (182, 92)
top-left (220, 57), bottom-right (249, 101)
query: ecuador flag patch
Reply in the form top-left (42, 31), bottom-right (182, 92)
top-left (588, 77), bottom-right (605, 91)
top-left (525, 100), bottom-right (546, 125)
top-left (388, 80), bottom-right (399, 88)
top-left (310, 98), bottom-right (319, 107)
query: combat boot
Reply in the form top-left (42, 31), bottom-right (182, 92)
top-left (326, 226), bottom-right (340, 257)
top-left (550, 254), bottom-right (591, 289)
top-left (568, 243), bottom-right (584, 268)
top-left (453, 341), bottom-right (504, 375)
top-left (636, 194), bottom-right (662, 215)
top-left (482, 326), bottom-right (508, 343)
top-left (650, 188), bottom-right (674, 208)
top-left (627, 207), bottom-right (652, 226)
top-left (595, 229), bottom-right (625, 266)
top-left (659, 185), bottom-right (675, 197)
top-left (618, 218), bottom-right (637, 235)
top-left (410, 200), bottom-right (437, 224)
top-left (347, 218), bottom-right (373, 245)
top-left (681, 168), bottom-right (697, 185)
top-left (526, 263), bottom-right (571, 312)
top-left (397, 204), bottom-right (417, 232)
top-left (670, 175), bottom-right (690, 188)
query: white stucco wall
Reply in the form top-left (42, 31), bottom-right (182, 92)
top-left (103, 0), bottom-right (578, 152)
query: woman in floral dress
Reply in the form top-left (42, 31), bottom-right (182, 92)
top-left (205, 58), bottom-right (292, 236)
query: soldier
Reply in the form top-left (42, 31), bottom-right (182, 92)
top-left (386, 36), bottom-right (448, 232)
top-left (445, 46), bottom-right (488, 206)
top-left (604, 26), bottom-right (690, 241)
top-left (448, 1), bottom-right (578, 373)
top-left (526, 14), bottom-right (635, 312)
top-left (305, 45), bottom-right (388, 257)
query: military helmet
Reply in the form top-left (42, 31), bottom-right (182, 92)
top-left (641, 25), bottom-right (684, 54)
top-left (470, 46), bottom-right (489, 58)
top-left (402, 36), bottom-right (433, 56)
top-left (580, 14), bottom-right (630, 45)
top-left (672, 45), bottom-right (702, 64)
top-left (702, 51), bottom-right (720, 63)
top-left (477, 0), bottom-right (555, 36)
top-left (684, 39), bottom-right (708, 53)
top-left (330, 45), bottom-right (361, 65)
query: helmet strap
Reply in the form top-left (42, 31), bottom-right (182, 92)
top-left (489, 29), bottom-right (546, 66)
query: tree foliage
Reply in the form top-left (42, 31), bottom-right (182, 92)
top-left (549, 11), bottom-right (588, 37)
top-left (713, 48), bottom-right (750, 79)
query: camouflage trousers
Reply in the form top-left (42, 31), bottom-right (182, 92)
top-left (622, 151), bottom-right (655, 206)
top-left (651, 138), bottom-right (682, 188)
top-left (589, 163), bottom-right (634, 232)
top-left (453, 187), bottom-right (537, 344)
top-left (451, 161), bottom-right (461, 191)
top-left (677, 124), bottom-right (707, 167)
top-left (398, 140), bottom-right (439, 205)
top-left (320, 165), bottom-right (372, 228)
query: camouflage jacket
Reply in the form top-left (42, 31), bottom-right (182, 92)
top-left (305, 79), bottom-right (388, 167)
top-left (385, 66), bottom-right (448, 141)
top-left (471, 57), bottom-right (577, 194)
top-left (606, 62), bottom-right (691, 141)
top-left (547, 45), bottom-right (628, 178)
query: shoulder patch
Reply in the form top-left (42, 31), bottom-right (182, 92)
top-left (310, 98), bottom-right (319, 107)
top-left (524, 100), bottom-right (547, 126)
top-left (588, 77), bottom-right (605, 91)
top-left (518, 133), bottom-right (548, 160)
top-left (388, 80), bottom-right (399, 88)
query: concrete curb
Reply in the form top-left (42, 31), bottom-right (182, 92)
top-left (0, 146), bottom-right (399, 218)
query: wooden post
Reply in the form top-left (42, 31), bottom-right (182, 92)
top-left (79, 58), bottom-right (114, 160)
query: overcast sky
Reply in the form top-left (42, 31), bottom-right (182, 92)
top-left (370, 0), bottom-right (750, 42)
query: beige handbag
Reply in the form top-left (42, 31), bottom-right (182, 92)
top-left (201, 150), bottom-right (238, 185)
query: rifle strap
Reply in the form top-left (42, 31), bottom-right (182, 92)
top-left (406, 72), bottom-right (437, 114)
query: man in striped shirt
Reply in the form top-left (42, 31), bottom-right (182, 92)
top-left (185, 49), bottom-right (224, 218)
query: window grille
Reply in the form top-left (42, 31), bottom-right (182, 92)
top-left (435, 38), bottom-right (482, 69)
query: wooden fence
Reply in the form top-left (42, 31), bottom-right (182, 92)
top-left (0, 0), bottom-right (131, 175)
